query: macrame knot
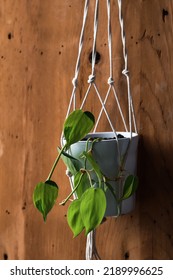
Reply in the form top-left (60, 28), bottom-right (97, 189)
top-left (66, 169), bottom-right (72, 177)
top-left (108, 77), bottom-right (114, 85)
top-left (122, 69), bottom-right (129, 76)
top-left (72, 77), bottom-right (78, 88)
top-left (88, 74), bottom-right (95, 84)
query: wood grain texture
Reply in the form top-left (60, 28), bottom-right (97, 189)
top-left (0, 0), bottom-right (173, 260)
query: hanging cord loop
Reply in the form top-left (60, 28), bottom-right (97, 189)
top-left (117, 0), bottom-right (137, 134)
top-left (90, 0), bottom-right (99, 77)
top-left (66, 0), bottom-right (90, 117)
top-left (80, 0), bottom-right (99, 107)
top-left (94, 0), bottom-right (128, 134)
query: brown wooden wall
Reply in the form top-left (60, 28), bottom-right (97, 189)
top-left (0, 0), bottom-right (173, 260)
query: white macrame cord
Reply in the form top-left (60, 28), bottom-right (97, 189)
top-left (64, 0), bottom-right (138, 260)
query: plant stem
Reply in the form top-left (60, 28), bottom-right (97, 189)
top-left (59, 173), bottom-right (84, 206)
top-left (116, 202), bottom-right (121, 217)
top-left (85, 170), bottom-right (93, 187)
top-left (84, 138), bottom-right (90, 169)
top-left (46, 144), bottom-right (67, 181)
top-left (119, 139), bottom-right (131, 174)
top-left (106, 182), bottom-right (117, 202)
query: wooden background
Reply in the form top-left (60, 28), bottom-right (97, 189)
top-left (0, 0), bottom-right (173, 260)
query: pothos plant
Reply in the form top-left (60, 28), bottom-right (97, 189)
top-left (33, 109), bottom-right (138, 237)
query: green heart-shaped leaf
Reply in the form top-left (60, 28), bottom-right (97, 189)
top-left (120, 175), bottom-right (138, 200)
top-left (80, 188), bottom-right (106, 235)
top-left (33, 180), bottom-right (58, 221)
top-left (67, 199), bottom-right (84, 237)
top-left (63, 110), bottom-right (95, 147)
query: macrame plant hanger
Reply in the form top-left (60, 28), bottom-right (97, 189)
top-left (64, 0), bottom-right (138, 260)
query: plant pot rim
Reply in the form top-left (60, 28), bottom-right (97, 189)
top-left (80, 131), bottom-right (138, 142)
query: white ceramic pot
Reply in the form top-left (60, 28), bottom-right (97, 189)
top-left (68, 132), bottom-right (139, 216)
